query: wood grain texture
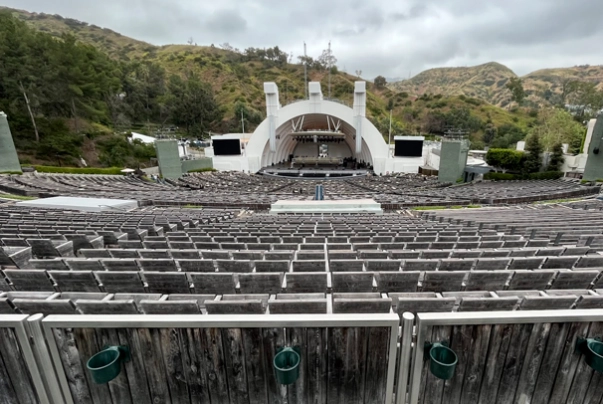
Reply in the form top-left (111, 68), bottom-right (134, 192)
top-left (0, 327), bottom-right (38, 404)
top-left (242, 328), bottom-right (268, 404)
top-left (123, 328), bottom-right (153, 404)
top-left (565, 321), bottom-right (603, 403)
top-left (306, 327), bottom-right (327, 404)
top-left (495, 323), bottom-right (534, 404)
top-left (204, 328), bottom-right (230, 404)
top-left (96, 328), bottom-right (133, 404)
top-left (159, 328), bottom-right (190, 404)
top-left (54, 328), bottom-right (93, 404)
top-left (136, 328), bottom-right (171, 404)
top-left (514, 322), bottom-right (552, 403)
top-left (363, 327), bottom-right (390, 404)
top-left (221, 328), bottom-right (249, 404)
top-left (531, 322), bottom-right (570, 404)
top-left (477, 323), bottom-right (514, 404)
top-left (73, 328), bottom-right (111, 404)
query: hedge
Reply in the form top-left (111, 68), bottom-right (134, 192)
top-left (484, 171), bottom-right (563, 181)
top-left (31, 166), bottom-right (126, 175)
top-left (187, 167), bottom-right (217, 173)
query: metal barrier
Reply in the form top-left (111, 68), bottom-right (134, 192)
top-left (39, 313), bottom-right (400, 404)
top-left (0, 314), bottom-right (49, 404)
top-left (402, 310), bottom-right (603, 404)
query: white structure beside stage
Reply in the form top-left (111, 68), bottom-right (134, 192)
top-left (270, 199), bottom-right (383, 214)
top-left (205, 81), bottom-right (423, 175)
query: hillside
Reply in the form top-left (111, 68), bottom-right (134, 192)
top-left (0, 7), bottom-right (538, 168)
top-left (390, 63), bottom-right (603, 108)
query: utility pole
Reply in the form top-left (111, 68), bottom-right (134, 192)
top-left (241, 110), bottom-right (245, 133)
top-left (304, 42), bottom-right (308, 99)
top-left (388, 109), bottom-right (393, 157)
top-left (328, 41), bottom-right (332, 99)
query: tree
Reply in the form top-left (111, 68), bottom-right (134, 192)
top-left (506, 77), bottom-right (525, 105)
top-left (165, 74), bottom-right (222, 138)
top-left (547, 142), bottom-right (564, 171)
top-left (566, 81), bottom-right (603, 119)
top-left (523, 134), bottom-right (543, 174)
top-left (374, 75), bottom-right (387, 89)
top-left (485, 149), bottom-right (524, 172)
top-left (530, 108), bottom-right (584, 153)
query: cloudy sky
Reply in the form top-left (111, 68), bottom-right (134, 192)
top-left (3, 0), bottom-right (603, 80)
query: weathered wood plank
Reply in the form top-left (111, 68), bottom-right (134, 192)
top-left (341, 327), bottom-right (368, 404)
top-left (306, 327), bottom-right (327, 404)
top-left (221, 328), bottom-right (249, 404)
top-left (363, 327), bottom-right (390, 404)
top-left (287, 328), bottom-right (306, 404)
top-left (242, 328), bottom-right (268, 404)
top-left (440, 325), bottom-right (472, 404)
top-left (136, 328), bottom-right (171, 404)
top-left (0, 327), bottom-right (38, 404)
top-left (96, 328), bottom-right (133, 404)
top-left (53, 328), bottom-right (92, 404)
top-left (531, 322), bottom-right (571, 404)
top-left (159, 328), bottom-right (190, 404)
top-left (477, 323), bottom-right (514, 404)
top-left (565, 321), bottom-right (603, 403)
top-left (204, 328), bottom-right (230, 404)
top-left (548, 322), bottom-right (591, 404)
top-left (0, 331), bottom-right (19, 404)
top-left (327, 327), bottom-right (345, 404)
top-left (123, 328), bottom-right (153, 404)
top-left (461, 324), bottom-right (492, 402)
top-left (416, 325), bottom-right (433, 404)
top-left (262, 327), bottom-right (287, 404)
top-left (514, 322), bottom-right (552, 403)
top-left (180, 328), bottom-right (210, 404)
top-left (495, 323), bottom-right (534, 404)
top-left (73, 328), bottom-right (112, 404)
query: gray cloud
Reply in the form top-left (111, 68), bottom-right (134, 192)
top-left (3, 0), bottom-right (603, 80)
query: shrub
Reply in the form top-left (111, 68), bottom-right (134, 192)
top-left (485, 149), bottom-right (525, 172)
top-left (187, 167), bottom-right (217, 173)
top-left (484, 171), bottom-right (563, 180)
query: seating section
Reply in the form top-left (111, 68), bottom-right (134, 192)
top-left (2, 203), bottom-right (603, 315)
top-left (0, 173), bottom-right (597, 208)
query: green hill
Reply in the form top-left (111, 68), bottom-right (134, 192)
top-left (0, 7), bottom-right (536, 168)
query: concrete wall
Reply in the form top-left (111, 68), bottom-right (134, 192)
top-left (438, 139), bottom-right (469, 183)
top-left (0, 113), bottom-right (22, 173)
top-left (155, 140), bottom-right (183, 179)
top-left (181, 158), bottom-right (213, 172)
top-left (583, 116), bottom-right (603, 180)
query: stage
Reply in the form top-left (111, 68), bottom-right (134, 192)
top-left (270, 199), bottom-right (383, 214)
top-left (260, 166), bottom-right (369, 179)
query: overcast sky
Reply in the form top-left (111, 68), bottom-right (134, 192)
top-left (3, 0), bottom-right (603, 80)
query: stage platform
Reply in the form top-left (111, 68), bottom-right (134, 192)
top-left (261, 168), bottom-right (369, 178)
top-left (270, 199), bottom-right (383, 214)
top-left (16, 196), bottom-right (139, 212)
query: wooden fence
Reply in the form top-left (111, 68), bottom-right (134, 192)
top-left (41, 314), bottom-right (399, 404)
top-left (405, 311), bottom-right (603, 404)
top-left (0, 315), bottom-right (48, 404)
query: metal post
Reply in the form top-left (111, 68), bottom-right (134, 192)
top-left (389, 109), bottom-right (393, 155)
top-left (396, 312), bottom-right (415, 404)
top-left (27, 314), bottom-right (66, 404)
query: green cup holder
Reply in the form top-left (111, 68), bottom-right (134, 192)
top-left (576, 338), bottom-right (603, 373)
top-left (86, 346), bottom-right (130, 384)
top-left (425, 341), bottom-right (458, 380)
top-left (273, 347), bottom-right (301, 385)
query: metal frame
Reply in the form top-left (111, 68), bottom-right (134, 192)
top-left (42, 313), bottom-right (400, 404)
top-left (396, 312), bottom-right (414, 404)
top-left (406, 309), bottom-right (603, 404)
top-left (0, 315), bottom-right (50, 404)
